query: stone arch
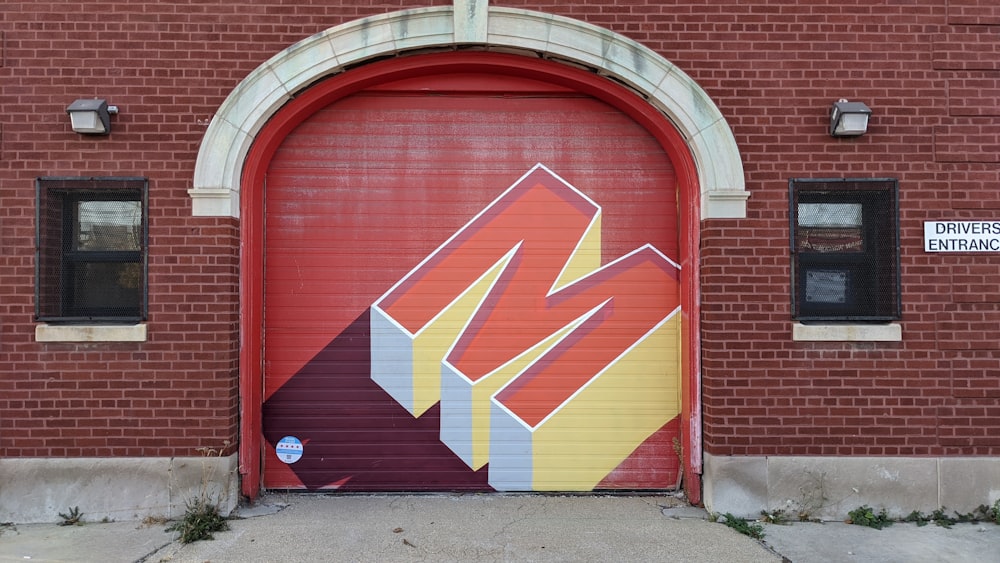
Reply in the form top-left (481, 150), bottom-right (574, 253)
top-left (189, 2), bottom-right (747, 220)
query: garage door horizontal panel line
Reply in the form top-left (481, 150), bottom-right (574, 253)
top-left (320, 91), bottom-right (607, 102)
top-left (263, 231), bottom-right (475, 243)
top-left (269, 154), bottom-right (670, 171)
top-left (280, 136), bottom-right (655, 151)
top-left (293, 110), bottom-right (647, 125)
top-left (293, 113), bottom-right (646, 131)
top-left (269, 254), bottom-right (672, 270)
top-left (262, 311), bottom-right (372, 323)
top-left (266, 426), bottom-right (674, 440)
top-left (264, 167), bottom-right (674, 177)
top-left (266, 283), bottom-right (681, 299)
top-left (266, 219), bottom-right (675, 230)
top-left (263, 180), bottom-right (676, 192)
top-left (300, 102), bottom-right (617, 116)
top-left (295, 104), bottom-right (625, 121)
top-left (267, 317), bottom-right (677, 337)
top-left (264, 173), bottom-right (674, 185)
top-left (264, 270), bottom-right (680, 286)
top-left (264, 263), bottom-right (680, 279)
top-left (280, 469), bottom-right (487, 478)
top-left (265, 185), bottom-right (675, 199)
top-left (266, 439), bottom-right (675, 453)
top-left (296, 113), bottom-right (631, 127)
top-left (264, 357), bottom-right (369, 367)
top-left (264, 219), bottom-right (672, 232)
top-left (263, 331), bottom-right (366, 341)
top-left (267, 162), bottom-right (673, 176)
top-left (269, 155), bottom-right (670, 170)
top-left (264, 256), bottom-right (682, 273)
top-left (263, 213), bottom-right (490, 223)
top-left (263, 199), bottom-right (675, 215)
top-left (263, 184), bottom-right (674, 199)
top-left (263, 201), bottom-right (674, 215)
top-left (262, 318), bottom-right (364, 329)
top-left (263, 253), bottom-right (473, 265)
top-left (279, 471), bottom-right (486, 481)
top-left (274, 132), bottom-right (668, 148)
top-left (264, 409), bottom-right (431, 419)
top-left (333, 89), bottom-right (588, 98)
top-left (284, 122), bottom-right (657, 141)
top-left (263, 247), bottom-right (662, 259)
top-left (263, 260), bottom-right (455, 271)
top-left (262, 343), bottom-right (365, 354)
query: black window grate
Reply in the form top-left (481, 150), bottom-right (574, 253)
top-left (36, 177), bottom-right (148, 322)
top-left (790, 178), bottom-right (900, 322)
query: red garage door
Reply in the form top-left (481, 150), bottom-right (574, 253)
top-left (261, 68), bottom-right (683, 492)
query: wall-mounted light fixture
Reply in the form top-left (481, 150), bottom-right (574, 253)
top-left (829, 99), bottom-right (871, 137)
top-left (66, 99), bottom-right (119, 135)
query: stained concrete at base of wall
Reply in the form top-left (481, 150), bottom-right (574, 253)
top-left (702, 453), bottom-right (1000, 521)
top-left (0, 455), bottom-right (239, 524)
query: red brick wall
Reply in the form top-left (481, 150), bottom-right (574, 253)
top-left (0, 1), bottom-right (447, 459)
top-left (671, 0), bottom-right (1000, 457)
top-left (2, 0), bottom-right (998, 462)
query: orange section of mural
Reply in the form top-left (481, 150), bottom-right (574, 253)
top-left (370, 165), bottom-right (680, 490)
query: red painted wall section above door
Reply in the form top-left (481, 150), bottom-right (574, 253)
top-left (259, 68), bottom-right (684, 492)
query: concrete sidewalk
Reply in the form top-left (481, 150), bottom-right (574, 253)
top-left (1, 493), bottom-right (998, 562)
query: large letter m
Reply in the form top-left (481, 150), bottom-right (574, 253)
top-left (371, 165), bottom-right (681, 490)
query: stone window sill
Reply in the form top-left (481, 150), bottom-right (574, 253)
top-left (792, 323), bottom-right (901, 342)
top-left (35, 323), bottom-right (147, 343)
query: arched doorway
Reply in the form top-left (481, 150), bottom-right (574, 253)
top-left (190, 5), bottom-right (747, 502)
top-left (252, 52), bottom-right (690, 493)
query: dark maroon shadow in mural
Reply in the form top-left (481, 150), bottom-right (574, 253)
top-left (262, 309), bottom-right (492, 491)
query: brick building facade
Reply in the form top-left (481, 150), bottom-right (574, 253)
top-left (1, 0), bottom-right (998, 522)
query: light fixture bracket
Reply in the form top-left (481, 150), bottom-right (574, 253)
top-left (829, 99), bottom-right (871, 137)
top-left (67, 98), bottom-right (119, 135)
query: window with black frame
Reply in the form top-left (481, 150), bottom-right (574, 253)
top-left (790, 178), bottom-right (900, 322)
top-left (36, 177), bottom-right (148, 322)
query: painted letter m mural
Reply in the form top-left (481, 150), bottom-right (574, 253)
top-left (371, 165), bottom-right (681, 491)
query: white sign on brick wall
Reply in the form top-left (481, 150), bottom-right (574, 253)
top-left (924, 221), bottom-right (1000, 252)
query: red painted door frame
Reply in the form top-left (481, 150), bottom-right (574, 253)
top-left (238, 51), bottom-right (703, 502)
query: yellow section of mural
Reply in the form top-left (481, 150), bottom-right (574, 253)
top-left (409, 251), bottom-right (515, 416)
top-left (551, 215), bottom-right (601, 291)
top-left (460, 215), bottom-right (603, 468)
top-left (529, 312), bottom-right (681, 490)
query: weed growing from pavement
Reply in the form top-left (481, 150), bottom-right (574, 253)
top-left (902, 503), bottom-right (1000, 529)
top-left (846, 505), bottom-right (893, 529)
top-left (759, 509), bottom-right (791, 525)
top-left (165, 441), bottom-right (233, 544)
top-left (903, 510), bottom-right (932, 526)
top-left (57, 506), bottom-right (84, 526)
top-left (166, 498), bottom-right (229, 543)
top-left (854, 500), bottom-right (1000, 530)
top-left (721, 498), bottom-right (999, 542)
top-left (718, 512), bottom-right (766, 540)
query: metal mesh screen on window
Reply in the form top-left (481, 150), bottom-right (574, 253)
top-left (790, 179), bottom-right (899, 321)
top-left (72, 200), bottom-right (143, 252)
top-left (36, 177), bottom-right (147, 321)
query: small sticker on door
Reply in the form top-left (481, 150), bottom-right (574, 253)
top-left (275, 436), bottom-right (303, 464)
